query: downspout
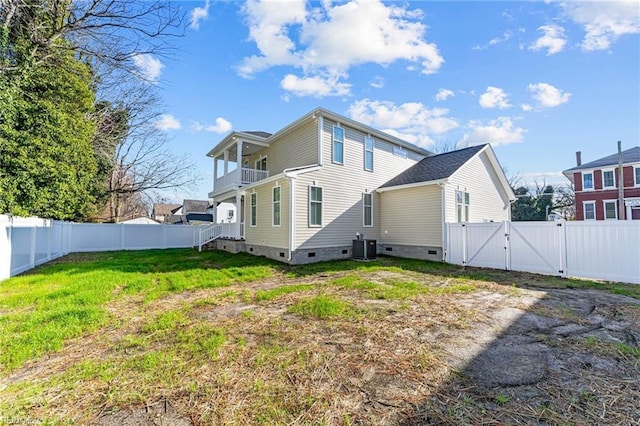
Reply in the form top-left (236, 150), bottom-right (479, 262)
top-left (440, 182), bottom-right (447, 262)
top-left (287, 177), bottom-right (296, 262)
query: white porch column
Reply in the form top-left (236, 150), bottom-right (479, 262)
top-left (235, 192), bottom-right (242, 239)
top-left (213, 156), bottom-right (217, 191)
top-left (237, 141), bottom-right (243, 185)
top-left (223, 150), bottom-right (229, 177)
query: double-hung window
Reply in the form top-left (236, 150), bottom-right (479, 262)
top-left (250, 192), bottom-right (257, 227)
top-left (583, 201), bottom-right (595, 220)
top-left (363, 192), bottom-right (373, 227)
top-left (272, 186), bottom-right (281, 227)
top-left (309, 186), bottom-right (323, 227)
top-left (582, 172), bottom-right (593, 190)
top-left (604, 200), bottom-right (617, 220)
top-left (602, 170), bottom-right (615, 189)
top-left (364, 136), bottom-right (374, 171)
top-left (332, 126), bottom-right (344, 164)
top-left (456, 190), bottom-right (470, 222)
top-left (635, 167), bottom-right (640, 186)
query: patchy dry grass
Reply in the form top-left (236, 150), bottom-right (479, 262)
top-left (1, 249), bottom-right (639, 425)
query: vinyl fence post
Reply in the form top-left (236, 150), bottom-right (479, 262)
top-left (29, 220), bottom-right (36, 269)
top-left (462, 223), bottom-right (467, 266)
top-left (504, 221), bottom-right (511, 271)
top-left (47, 219), bottom-right (52, 262)
top-left (162, 225), bottom-right (167, 249)
top-left (559, 220), bottom-right (567, 278)
top-left (120, 223), bottom-right (125, 250)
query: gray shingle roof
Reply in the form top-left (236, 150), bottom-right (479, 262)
top-left (380, 145), bottom-right (485, 189)
top-left (564, 147), bottom-right (640, 172)
top-left (242, 131), bottom-right (272, 138)
top-left (152, 203), bottom-right (181, 216)
top-left (183, 199), bottom-right (210, 213)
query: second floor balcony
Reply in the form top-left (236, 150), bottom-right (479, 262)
top-left (215, 167), bottom-right (269, 191)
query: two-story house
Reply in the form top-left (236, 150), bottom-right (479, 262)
top-left (562, 147), bottom-right (640, 221)
top-left (205, 108), bottom-right (514, 264)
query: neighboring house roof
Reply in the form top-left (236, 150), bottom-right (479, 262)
top-left (564, 146), bottom-right (640, 172)
top-left (185, 213), bottom-right (213, 223)
top-left (207, 107), bottom-right (433, 159)
top-left (152, 203), bottom-right (181, 217)
top-left (122, 217), bottom-right (160, 225)
top-left (380, 145), bottom-right (485, 189)
top-left (182, 199), bottom-right (209, 213)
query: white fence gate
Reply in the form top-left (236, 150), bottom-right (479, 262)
top-left (446, 220), bottom-right (640, 284)
top-left (1, 215), bottom-right (200, 281)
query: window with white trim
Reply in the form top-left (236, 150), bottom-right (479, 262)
top-left (227, 210), bottom-right (234, 220)
top-left (635, 167), bottom-right (640, 186)
top-left (602, 169), bottom-right (615, 189)
top-left (363, 192), bottom-right (373, 227)
top-left (583, 201), bottom-right (595, 220)
top-left (250, 192), bottom-right (257, 227)
top-left (309, 186), bottom-right (323, 227)
top-left (582, 172), bottom-right (593, 190)
top-left (272, 186), bottom-right (281, 227)
top-left (364, 136), bottom-right (374, 171)
top-left (332, 126), bottom-right (344, 164)
top-left (604, 200), bottom-right (617, 220)
top-left (456, 190), bottom-right (469, 222)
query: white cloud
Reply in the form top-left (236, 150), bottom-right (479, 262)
top-left (190, 0), bottom-right (210, 30)
top-left (560, 1), bottom-right (640, 51)
top-left (348, 99), bottom-right (459, 148)
top-left (238, 0), bottom-right (443, 91)
top-left (458, 117), bottom-right (526, 148)
top-left (132, 54), bottom-right (164, 83)
top-left (521, 104), bottom-right (533, 112)
top-left (529, 25), bottom-right (567, 55)
top-left (435, 88), bottom-right (454, 102)
top-left (155, 114), bottom-right (181, 131)
top-left (528, 82), bottom-right (571, 108)
top-left (370, 76), bottom-right (384, 89)
top-left (192, 117), bottom-right (233, 134)
top-left (473, 31), bottom-right (513, 50)
top-left (280, 74), bottom-right (351, 97)
top-left (479, 86), bottom-right (511, 109)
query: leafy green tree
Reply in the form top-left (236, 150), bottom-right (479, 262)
top-left (0, 50), bottom-right (99, 219)
top-left (511, 183), bottom-right (557, 221)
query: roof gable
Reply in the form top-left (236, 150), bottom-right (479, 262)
top-left (564, 146), bottom-right (640, 172)
top-left (380, 145), bottom-right (485, 189)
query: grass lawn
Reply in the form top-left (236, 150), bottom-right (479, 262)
top-left (1, 249), bottom-right (638, 424)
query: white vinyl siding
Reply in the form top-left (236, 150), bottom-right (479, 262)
top-left (244, 119), bottom-right (318, 176)
top-left (309, 186), bottom-right (323, 227)
top-left (380, 185), bottom-right (442, 247)
top-left (244, 180), bottom-right (290, 248)
top-left (273, 186), bottom-right (281, 227)
top-left (445, 151), bottom-right (510, 223)
top-left (364, 136), bottom-right (374, 171)
top-left (363, 192), bottom-right (373, 227)
top-left (293, 118), bottom-right (425, 249)
top-left (333, 126), bottom-right (344, 164)
top-left (250, 192), bottom-right (257, 227)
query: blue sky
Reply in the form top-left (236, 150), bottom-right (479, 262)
top-left (140, 0), bottom-right (640, 201)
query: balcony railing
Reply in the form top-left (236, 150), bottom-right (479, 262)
top-left (214, 168), bottom-right (269, 193)
top-left (241, 168), bottom-right (269, 184)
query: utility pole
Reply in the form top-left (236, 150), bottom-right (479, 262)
top-left (618, 141), bottom-right (625, 220)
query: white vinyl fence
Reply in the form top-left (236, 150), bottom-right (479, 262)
top-left (1, 215), bottom-right (199, 281)
top-left (446, 220), bottom-right (640, 284)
